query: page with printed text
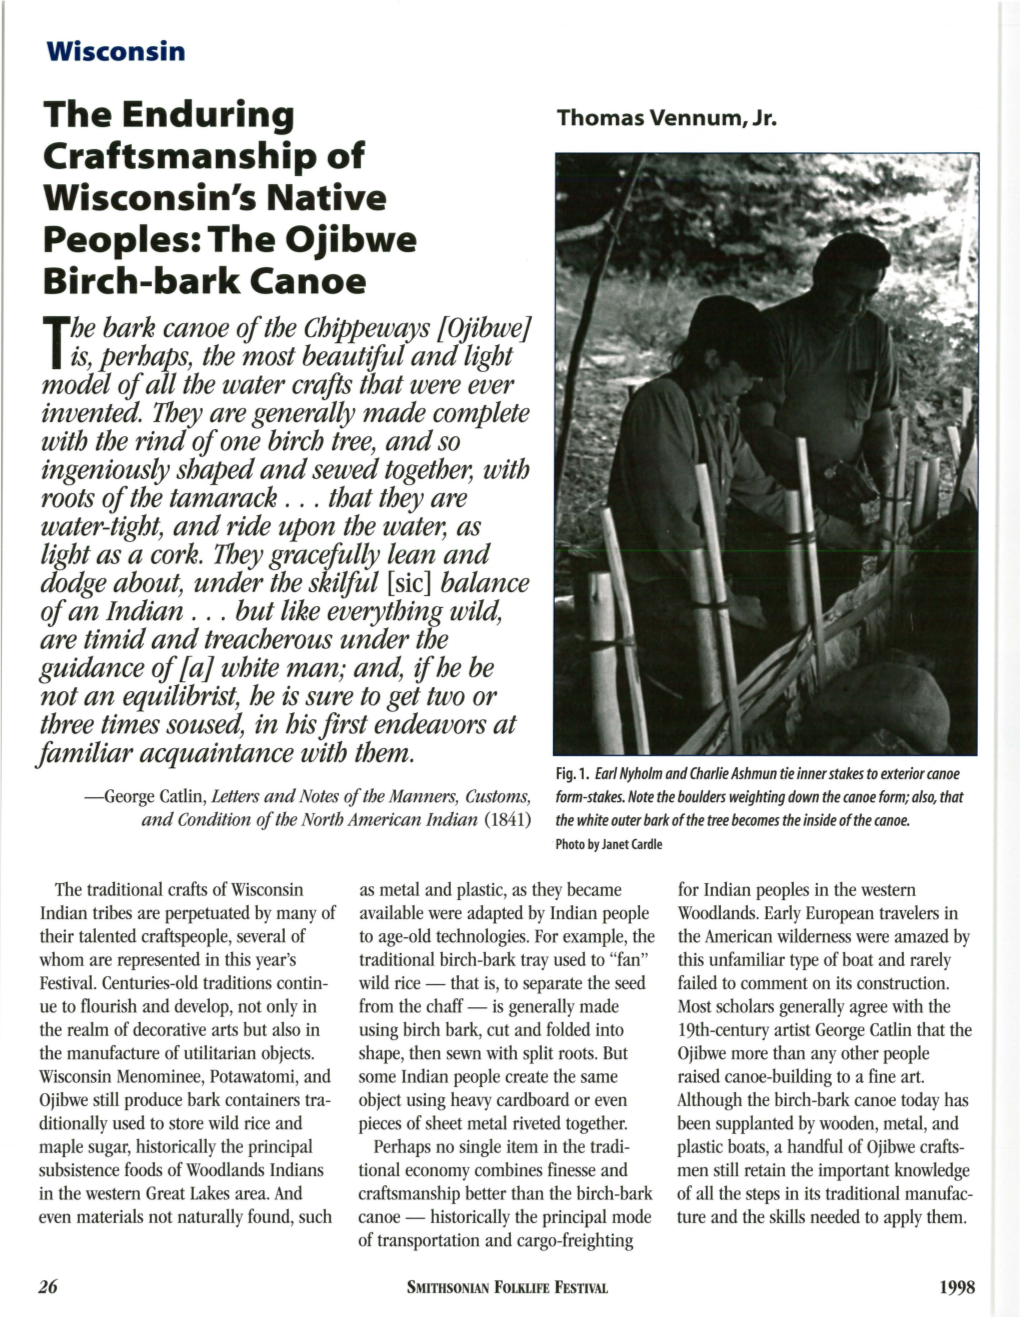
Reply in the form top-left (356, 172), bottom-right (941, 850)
top-left (1, 3), bottom-right (1015, 1315)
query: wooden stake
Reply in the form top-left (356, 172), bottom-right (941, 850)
top-left (890, 418), bottom-right (910, 626)
top-left (909, 459), bottom-right (928, 533)
top-left (893, 417), bottom-right (910, 536)
top-left (947, 425), bottom-right (962, 468)
top-left (693, 465), bottom-right (742, 753)
top-left (784, 489), bottom-right (808, 633)
top-left (600, 507), bottom-right (650, 754)
top-left (589, 572), bottom-right (624, 754)
top-left (962, 386), bottom-right (973, 432)
top-left (687, 548), bottom-right (723, 710)
top-left (923, 455), bottom-right (941, 526)
top-left (877, 491), bottom-right (895, 572)
top-left (794, 437), bottom-right (827, 689)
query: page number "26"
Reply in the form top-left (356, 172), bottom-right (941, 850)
top-left (38, 1280), bottom-right (58, 1295)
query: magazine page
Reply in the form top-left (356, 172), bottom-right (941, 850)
top-left (0, 2), bottom-right (1010, 1314)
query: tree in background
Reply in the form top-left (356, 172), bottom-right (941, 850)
top-left (556, 153), bottom-right (977, 441)
top-left (557, 152), bottom-right (976, 286)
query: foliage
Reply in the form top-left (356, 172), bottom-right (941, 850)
top-left (878, 276), bottom-right (977, 436)
top-left (557, 153), bottom-right (977, 286)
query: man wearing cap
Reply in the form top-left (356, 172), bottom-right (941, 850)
top-left (608, 295), bottom-right (877, 720)
top-left (737, 233), bottom-right (899, 606)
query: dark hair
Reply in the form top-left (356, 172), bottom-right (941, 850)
top-left (813, 233), bottom-right (891, 282)
top-left (669, 295), bottom-right (776, 379)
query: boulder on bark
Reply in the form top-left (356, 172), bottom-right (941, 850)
top-left (798, 662), bottom-right (950, 754)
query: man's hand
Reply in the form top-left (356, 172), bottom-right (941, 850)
top-left (859, 521), bottom-right (897, 554)
top-left (728, 592), bottom-right (768, 630)
top-left (818, 515), bottom-right (896, 554)
top-left (823, 460), bottom-right (880, 504)
top-left (871, 464), bottom-right (897, 500)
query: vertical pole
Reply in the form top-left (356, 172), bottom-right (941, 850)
top-left (688, 548), bottom-right (724, 711)
top-left (693, 465), bottom-right (743, 754)
top-left (794, 437), bottom-right (827, 689)
top-left (893, 418), bottom-right (910, 538)
top-left (947, 425), bottom-right (962, 469)
top-left (784, 488), bottom-right (808, 633)
top-left (878, 490), bottom-right (895, 572)
top-left (962, 386), bottom-right (973, 432)
top-left (923, 455), bottom-right (941, 526)
top-left (891, 418), bottom-right (910, 627)
top-left (600, 507), bottom-right (650, 754)
top-left (589, 572), bottom-right (624, 754)
top-left (909, 459), bottom-right (928, 533)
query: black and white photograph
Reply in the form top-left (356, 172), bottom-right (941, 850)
top-left (554, 153), bottom-right (978, 756)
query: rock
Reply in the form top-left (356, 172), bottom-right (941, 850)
top-left (884, 648), bottom-right (935, 674)
top-left (799, 662), bottom-right (950, 754)
top-left (847, 729), bottom-right (916, 755)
